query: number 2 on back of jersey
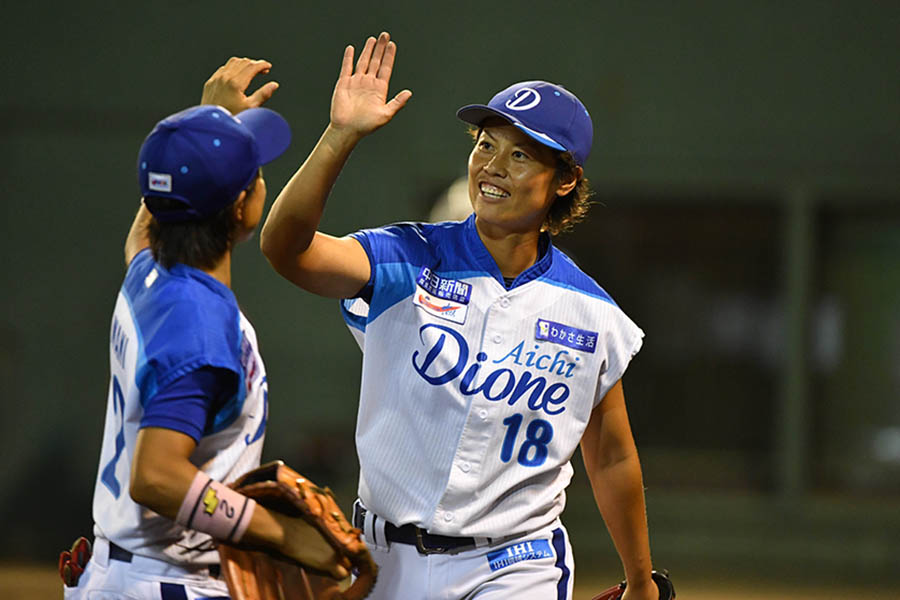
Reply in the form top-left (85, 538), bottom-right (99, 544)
top-left (100, 375), bottom-right (127, 498)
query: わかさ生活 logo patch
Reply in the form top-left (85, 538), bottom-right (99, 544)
top-left (536, 318), bottom-right (597, 353)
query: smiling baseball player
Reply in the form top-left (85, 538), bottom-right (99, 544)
top-left (260, 32), bottom-right (660, 600)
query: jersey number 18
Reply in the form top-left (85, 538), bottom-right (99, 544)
top-left (500, 414), bottom-right (553, 467)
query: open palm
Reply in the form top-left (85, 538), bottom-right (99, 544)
top-left (330, 32), bottom-right (412, 136)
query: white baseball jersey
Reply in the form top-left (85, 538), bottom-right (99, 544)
top-left (91, 249), bottom-right (267, 566)
top-left (341, 215), bottom-right (643, 538)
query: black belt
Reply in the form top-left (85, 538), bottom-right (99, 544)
top-left (108, 541), bottom-right (221, 578)
top-left (353, 503), bottom-right (485, 555)
top-left (109, 541), bottom-right (133, 562)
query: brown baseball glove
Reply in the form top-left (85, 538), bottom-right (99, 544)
top-left (218, 461), bottom-right (377, 600)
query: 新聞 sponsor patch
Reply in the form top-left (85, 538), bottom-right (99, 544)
top-left (413, 267), bottom-right (471, 324)
top-left (416, 267), bottom-right (472, 303)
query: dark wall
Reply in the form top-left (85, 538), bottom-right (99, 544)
top-left (1, 1), bottom-right (898, 569)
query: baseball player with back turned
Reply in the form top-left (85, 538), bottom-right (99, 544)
top-left (62, 58), bottom-right (346, 599)
top-left (260, 32), bottom-right (659, 599)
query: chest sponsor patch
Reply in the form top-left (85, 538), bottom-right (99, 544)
top-left (413, 267), bottom-right (471, 324)
top-left (536, 318), bottom-right (598, 353)
top-left (487, 539), bottom-right (554, 572)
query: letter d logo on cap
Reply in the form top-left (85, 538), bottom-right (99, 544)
top-left (505, 88), bottom-right (541, 111)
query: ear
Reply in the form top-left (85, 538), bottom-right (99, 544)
top-left (231, 190), bottom-right (248, 223)
top-left (556, 166), bottom-right (582, 197)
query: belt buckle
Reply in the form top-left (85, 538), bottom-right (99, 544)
top-left (414, 527), bottom-right (446, 555)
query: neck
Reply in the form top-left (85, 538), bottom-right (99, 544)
top-left (474, 218), bottom-right (543, 279)
top-left (202, 251), bottom-right (233, 288)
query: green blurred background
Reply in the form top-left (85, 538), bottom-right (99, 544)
top-left (1, 0), bottom-right (898, 594)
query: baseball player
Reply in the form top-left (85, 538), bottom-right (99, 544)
top-left (63, 58), bottom-right (346, 599)
top-left (261, 32), bottom-right (659, 599)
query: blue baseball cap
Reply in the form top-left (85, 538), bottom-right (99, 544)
top-left (456, 80), bottom-right (593, 166)
top-left (138, 104), bottom-right (291, 222)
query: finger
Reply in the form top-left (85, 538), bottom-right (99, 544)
top-left (218, 56), bottom-right (251, 81)
top-left (355, 36), bottom-right (377, 74)
top-left (386, 89), bottom-right (413, 115)
top-left (339, 45), bottom-right (354, 79)
top-left (332, 561), bottom-right (350, 580)
top-left (367, 31), bottom-right (390, 75)
top-left (247, 81), bottom-right (279, 107)
top-left (376, 40), bottom-right (397, 81)
top-left (233, 59), bottom-right (273, 92)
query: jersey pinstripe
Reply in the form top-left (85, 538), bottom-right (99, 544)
top-left (92, 249), bottom-right (267, 566)
top-left (340, 215), bottom-right (643, 538)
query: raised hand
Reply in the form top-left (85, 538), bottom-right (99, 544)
top-left (201, 57), bottom-right (280, 115)
top-left (330, 32), bottom-right (412, 138)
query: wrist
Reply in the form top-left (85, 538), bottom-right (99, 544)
top-left (242, 504), bottom-right (285, 549)
top-left (626, 575), bottom-right (656, 595)
top-left (174, 472), bottom-right (255, 543)
top-left (323, 123), bottom-right (365, 153)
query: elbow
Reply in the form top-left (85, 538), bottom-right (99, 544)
top-left (129, 463), bottom-right (166, 510)
top-left (260, 224), bottom-right (314, 283)
top-left (129, 475), bottom-right (152, 508)
top-left (259, 224), bottom-right (290, 269)
top-left (259, 231), bottom-right (291, 277)
top-left (258, 219), bottom-right (272, 255)
top-left (585, 440), bottom-right (640, 473)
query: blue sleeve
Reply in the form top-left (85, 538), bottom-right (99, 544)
top-left (123, 257), bottom-right (244, 397)
top-left (140, 367), bottom-right (239, 442)
top-left (349, 223), bottom-right (432, 307)
top-left (349, 231), bottom-right (375, 303)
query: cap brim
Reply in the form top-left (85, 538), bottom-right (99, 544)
top-left (236, 107), bottom-right (292, 164)
top-left (456, 104), bottom-right (566, 153)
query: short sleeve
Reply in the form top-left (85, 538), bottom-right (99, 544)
top-left (593, 309), bottom-right (644, 407)
top-left (345, 223), bottom-right (431, 321)
top-left (140, 367), bottom-right (239, 442)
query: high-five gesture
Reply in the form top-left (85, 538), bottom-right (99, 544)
top-left (260, 31), bottom-right (413, 299)
top-left (201, 57), bottom-right (280, 115)
top-left (330, 32), bottom-right (412, 138)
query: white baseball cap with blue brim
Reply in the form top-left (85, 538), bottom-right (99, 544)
top-left (138, 105), bottom-right (291, 222)
top-left (456, 80), bottom-right (593, 166)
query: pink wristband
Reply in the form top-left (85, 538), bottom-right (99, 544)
top-left (175, 471), bottom-right (256, 544)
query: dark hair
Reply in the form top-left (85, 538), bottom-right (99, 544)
top-left (145, 171), bottom-right (259, 270)
top-left (467, 127), bottom-right (593, 236)
top-left (544, 151), bottom-right (592, 236)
